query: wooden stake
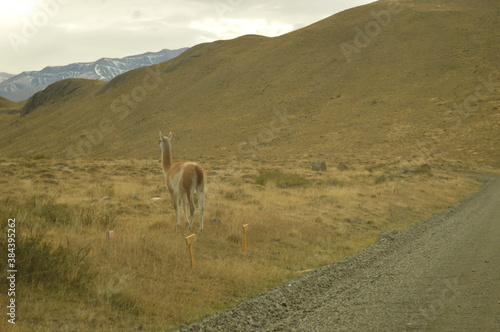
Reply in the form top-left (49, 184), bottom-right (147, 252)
top-left (242, 224), bottom-right (248, 252)
top-left (185, 234), bottom-right (196, 269)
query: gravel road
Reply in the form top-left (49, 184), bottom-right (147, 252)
top-left (178, 176), bottom-right (500, 332)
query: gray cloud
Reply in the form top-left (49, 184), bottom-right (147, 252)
top-left (0, 0), bottom-right (373, 74)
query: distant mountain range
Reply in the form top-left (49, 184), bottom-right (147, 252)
top-left (0, 48), bottom-right (188, 102)
top-left (0, 72), bottom-right (15, 83)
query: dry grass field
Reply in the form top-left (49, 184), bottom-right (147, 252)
top-left (0, 154), bottom-right (482, 331)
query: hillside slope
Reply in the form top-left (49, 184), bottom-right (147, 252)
top-left (0, 96), bottom-right (17, 110)
top-left (0, 0), bottom-right (498, 167)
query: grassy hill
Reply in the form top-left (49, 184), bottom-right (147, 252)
top-left (0, 97), bottom-right (23, 130)
top-left (0, 0), bottom-right (498, 167)
top-left (0, 96), bottom-right (21, 112)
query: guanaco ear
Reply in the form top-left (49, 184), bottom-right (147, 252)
top-left (168, 132), bottom-right (172, 140)
top-left (159, 131), bottom-right (163, 139)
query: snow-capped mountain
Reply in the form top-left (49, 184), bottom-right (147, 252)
top-left (0, 48), bottom-right (188, 102)
top-left (0, 72), bottom-right (15, 83)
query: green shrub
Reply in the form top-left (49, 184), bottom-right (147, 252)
top-left (37, 200), bottom-right (71, 225)
top-left (413, 164), bottom-right (433, 176)
top-left (109, 291), bottom-right (141, 315)
top-left (0, 197), bottom-right (71, 225)
top-left (255, 169), bottom-right (309, 188)
top-left (31, 154), bottom-right (51, 160)
top-left (326, 178), bottom-right (344, 187)
top-left (374, 175), bottom-right (387, 184)
top-left (1, 233), bottom-right (95, 291)
top-left (77, 208), bottom-right (116, 228)
top-left (17, 154), bottom-right (51, 160)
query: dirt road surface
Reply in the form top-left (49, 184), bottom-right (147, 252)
top-left (179, 176), bottom-right (500, 332)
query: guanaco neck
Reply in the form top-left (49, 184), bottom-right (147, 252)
top-left (161, 141), bottom-right (173, 171)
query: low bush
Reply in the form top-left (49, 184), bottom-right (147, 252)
top-left (413, 164), bottom-right (433, 176)
top-left (0, 197), bottom-right (71, 225)
top-left (77, 208), bottom-right (116, 228)
top-left (326, 178), bottom-right (344, 187)
top-left (1, 233), bottom-right (95, 291)
top-left (255, 169), bottom-right (309, 188)
top-left (374, 175), bottom-right (387, 184)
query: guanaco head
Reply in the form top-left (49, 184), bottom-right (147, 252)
top-left (158, 131), bottom-right (173, 150)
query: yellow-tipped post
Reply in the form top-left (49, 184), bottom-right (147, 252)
top-left (242, 224), bottom-right (248, 252)
top-left (185, 234), bottom-right (196, 269)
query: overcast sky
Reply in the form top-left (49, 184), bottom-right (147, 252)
top-left (0, 0), bottom-right (373, 74)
